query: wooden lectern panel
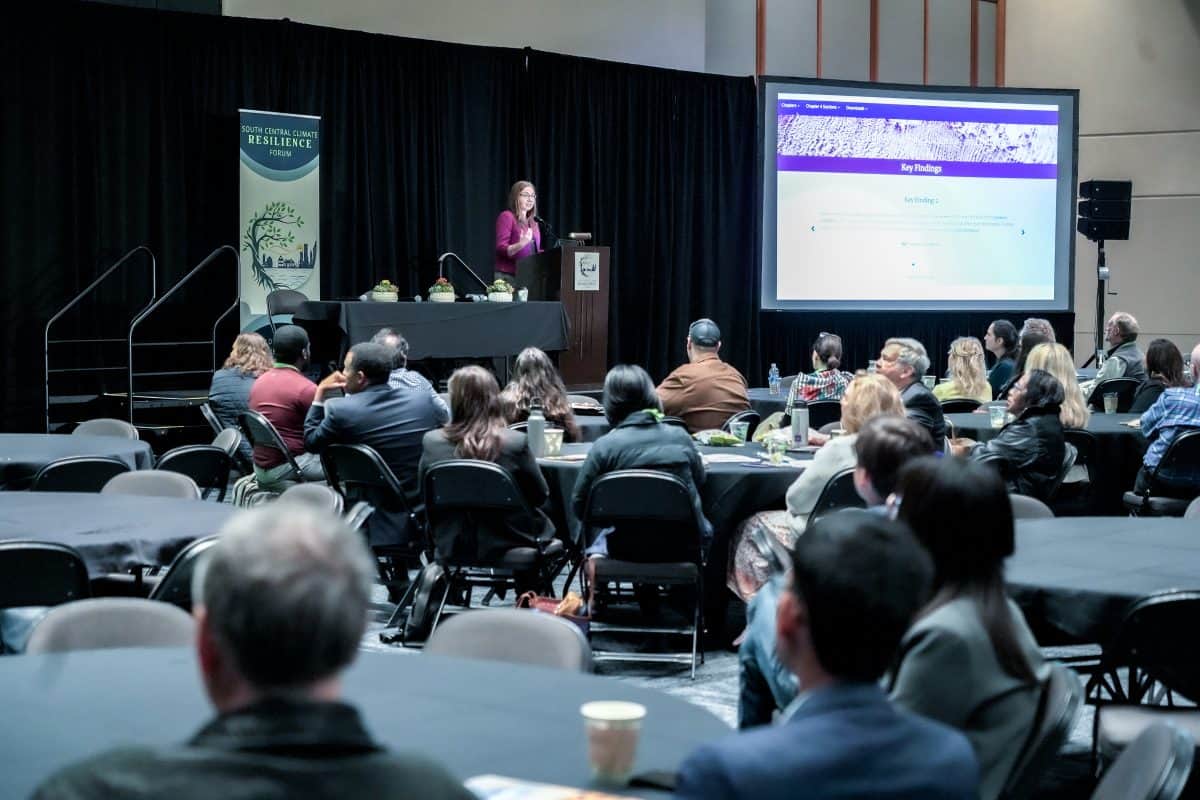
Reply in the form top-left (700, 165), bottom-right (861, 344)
top-left (557, 246), bottom-right (609, 387)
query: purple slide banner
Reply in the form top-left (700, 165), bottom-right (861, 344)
top-left (777, 100), bottom-right (1058, 126)
top-left (776, 155), bottom-right (1057, 179)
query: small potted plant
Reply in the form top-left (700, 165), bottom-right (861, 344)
top-left (487, 278), bottom-right (514, 303)
top-left (428, 276), bottom-right (455, 303)
top-left (371, 279), bottom-right (399, 302)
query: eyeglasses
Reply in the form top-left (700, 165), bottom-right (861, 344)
top-left (519, 192), bottom-right (536, 199)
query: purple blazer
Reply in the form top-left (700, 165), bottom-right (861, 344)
top-left (494, 210), bottom-right (541, 276)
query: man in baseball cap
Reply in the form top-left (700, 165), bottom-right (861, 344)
top-left (657, 318), bottom-right (751, 433)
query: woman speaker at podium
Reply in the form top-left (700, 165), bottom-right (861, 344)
top-left (494, 180), bottom-right (542, 282)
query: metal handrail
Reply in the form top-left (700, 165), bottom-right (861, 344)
top-left (44, 246), bottom-right (156, 432)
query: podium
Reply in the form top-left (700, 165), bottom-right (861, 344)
top-left (515, 246), bottom-right (609, 387)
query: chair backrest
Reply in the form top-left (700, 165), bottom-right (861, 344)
top-left (156, 444), bottom-right (232, 501)
top-left (1090, 722), bottom-right (1194, 800)
top-left (810, 468), bottom-right (867, 522)
top-left (940, 398), bottom-right (983, 414)
top-left (199, 402), bottom-right (225, 436)
top-left (1044, 441), bottom-right (1078, 502)
top-left (322, 443), bottom-right (412, 507)
top-left (1001, 662), bottom-right (1083, 800)
top-left (423, 460), bottom-right (539, 562)
top-left (1152, 430), bottom-right (1200, 484)
top-left (0, 542), bottom-right (90, 608)
top-left (806, 400), bottom-right (843, 430)
top-left (1103, 590), bottom-right (1200, 704)
top-left (30, 456), bottom-right (130, 493)
top-left (582, 470), bottom-right (703, 563)
top-left (1063, 428), bottom-right (1098, 475)
top-left (148, 536), bottom-right (220, 613)
top-left (1010, 493), bottom-right (1054, 519)
top-left (73, 417), bottom-right (139, 439)
top-left (567, 394), bottom-right (600, 406)
top-left (278, 482), bottom-right (345, 514)
top-left (1088, 377), bottom-right (1142, 412)
top-left (661, 416), bottom-right (689, 429)
top-left (238, 409), bottom-right (304, 478)
top-left (721, 409), bottom-right (761, 438)
top-left (1186, 496), bottom-right (1200, 520)
top-left (508, 421), bottom-right (529, 433)
top-left (265, 288), bottom-right (309, 335)
top-left (424, 608), bottom-right (592, 672)
top-left (780, 374), bottom-right (798, 390)
top-left (25, 598), bottom-right (194, 654)
top-left (211, 427), bottom-right (243, 458)
top-left (344, 501), bottom-right (375, 532)
top-left (102, 470), bottom-right (202, 500)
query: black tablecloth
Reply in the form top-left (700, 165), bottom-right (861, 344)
top-left (0, 648), bottom-right (729, 799)
top-left (0, 434), bottom-right (154, 491)
top-left (948, 411), bottom-right (1146, 514)
top-left (294, 300), bottom-right (569, 359)
top-left (574, 414), bottom-right (610, 443)
top-left (747, 387), bottom-right (787, 419)
top-left (1008, 517), bottom-right (1200, 644)
top-left (0, 492), bottom-right (235, 575)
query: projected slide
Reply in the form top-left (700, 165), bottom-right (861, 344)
top-left (760, 83), bottom-right (1077, 312)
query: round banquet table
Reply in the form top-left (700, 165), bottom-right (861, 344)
top-left (0, 492), bottom-right (235, 576)
top-left (1008, 517), bottom-right (1200, 645)
top-left (0, 647), bottom-right (730, 799)
top-left (747, 387), bottom-right (787, 418)
top-left (947, 411), bottom-right (1146, 514)
top-left (574, 412), bottom-right (610, 443)
top-left (0, 434), bottom-right (154, 491)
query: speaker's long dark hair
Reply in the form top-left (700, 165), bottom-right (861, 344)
top-left (895, 456), bottom-right (1038, 684)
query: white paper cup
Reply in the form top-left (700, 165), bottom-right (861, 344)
top-left (989, 405), bottom-right (1007, 428)
top-left (580, 701), bottom-right (645, 784)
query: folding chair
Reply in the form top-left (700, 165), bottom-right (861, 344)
top-left (238, 409), bottom-right (314, 488)
top-left (1087, 378), bottom-right (1141, 413)
top-left (25, 598), bottom-right (194, 654)
top-left (148, 535), bottom-right (220, 613)
top-left (1123, 431), bottom-right (1200, 517)
top-left (809, 468), bottom-right (867, 523)
top-left (1001, 663), bottom-right (1083, 799)
top-left (30, 456), bottom-right (130, 493)
top-left (721, 409), bottom-right (761, 438)
top-left (940, 398), bottom-right (983, 414)
top-left (156, 444), bottom-right (233, 501)
top-left (265, 288), bottom-right (308, 339)
top-left (73, 418), bottom-right (139, 439)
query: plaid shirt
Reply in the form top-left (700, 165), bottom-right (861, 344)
top-left (1140, 385), bottom-right (1200, 483)
top-left (785, 369), bottom-right (853, 415)
top-left (387, 368), bottom-right (450, 425)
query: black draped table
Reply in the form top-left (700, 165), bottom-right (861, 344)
top-left (0, 434), bottom-right (154, 491)
top-left (1008, 517), bottom-right (1200, 644)
top-left (0, 492), bottom-right (235, 576)
top-left (947, 411), bottom-right (1146, 514)
top-left (294, 300), bottom-right (569, 360)
top-left (0, 648), bottom-right (729, 799)
top-left (747, 387), bottom-right (787, 419)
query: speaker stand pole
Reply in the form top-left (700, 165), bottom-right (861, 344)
top-left (1093, 239), bottom-right (1109, 362)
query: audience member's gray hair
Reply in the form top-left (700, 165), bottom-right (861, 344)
top-left (884, 337), bottom-right (930, 377)
top-left (370, 327), bottom-right (408, 369)
top-left (193, 506), bottom-right (375, 689)
top-left (1110, 312), bottom-right (1139, 342)
top-left (1020, 318), bottom-right (1056, 343)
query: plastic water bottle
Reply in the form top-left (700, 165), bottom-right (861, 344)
top-left (768, 363), bottom-right (781, 396)
top-left (790, 398), bottom-right (809, 448)
top-left (527, 399), bottom-right (546, 458)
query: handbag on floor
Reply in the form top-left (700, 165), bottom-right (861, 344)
top-left (516, 591), bottom-right (590, 635)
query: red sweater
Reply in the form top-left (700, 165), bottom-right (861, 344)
top-left (248, 366), bottom-right (316, 468)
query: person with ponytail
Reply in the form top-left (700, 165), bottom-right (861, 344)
top-left (784, 332), bottom-right (853, 414)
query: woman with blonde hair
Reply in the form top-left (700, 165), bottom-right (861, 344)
top-left (499, 347), bottom-right (580, 442)
top-left (1024, 342), bottom-right (1090, 428)
top-left (727, 372), bottom-right (906, 600)
top-left (208, 332), bottom-right (272, 442)
top-left (494, 180), bottom-right (542, 282)
top-left (934, 337), bottom-right (992, 404)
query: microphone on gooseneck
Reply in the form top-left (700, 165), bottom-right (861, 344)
top-left (534, 214), bottom-right (560, 247)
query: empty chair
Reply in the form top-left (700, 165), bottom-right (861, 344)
top-left (0, 542), bottom-right (90, 608)
top-left (1087, 377), bottom-right (1141, 413)
top-left (265, 288), bottom-right (308, 338)
top-left (212, 427), bottom-right (243, 458)
top-left (73, 418), bottom-right (139, 439)
top-left (806, 400), bottom-right (842, 431)
top-left (278, 482), bottom-right (344, 514)
top-left (25, 598), bottom-right (194, 654)
top-left (1123, 431), bottom-right (1200, 517)
top-left (30, 456), bottom-right (130, 493)
top-left (809, 468), bottom-right (867, 523)
top-left (148, 536), bottom-right (220, 613)
top-left (1010, 494), bottom-right (1054, 519)
top-left (940, 398), bottom-right (983, 414)
top-left (1090, 722), bottom-right (1193, 800)
top-left (102, 470), bottom-right (201, 500)
top-left (1001, 663), bottom-right (1083, 799)
top-left (156, 444), bottom-right (233, 501)
top-left (199, 402), bottom-right (225, 436)
top-left (721, 409), bottom-right (761, 438)
top-left (424, 608), bottom-right (591, 672)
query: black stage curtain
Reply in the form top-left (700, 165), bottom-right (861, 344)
top-left (1, 2), bottom-right (1072, 431)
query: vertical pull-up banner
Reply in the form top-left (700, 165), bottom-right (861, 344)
top-left (238, 109), bottom-right (321, 330)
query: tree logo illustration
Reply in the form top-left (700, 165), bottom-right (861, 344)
top-left (243, 201), bottom-right (311, 290)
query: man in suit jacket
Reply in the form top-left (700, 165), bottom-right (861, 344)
top-left (878, 337), bottom-right (946, 451)
top-left (676, 513), bottom-right (978, 800)
top-left (304, 342), bottom-right (443, 545)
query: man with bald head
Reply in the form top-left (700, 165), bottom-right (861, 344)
top-left (1096, 312), bottom-right (1147, 383)
top-left (1137, 342), bottom-right (1200, 497)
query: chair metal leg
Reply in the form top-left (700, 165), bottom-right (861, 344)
top-left (428, 576), bottom-right (454, 636)
top-left (383, 574), bottom-right (421, 629)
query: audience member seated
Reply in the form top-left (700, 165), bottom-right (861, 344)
top-left (952, 370), bottom-right (1067, 502)
top-left (371, 327), bottom-right (450, 424)
top-left (1129, 338), bottom-right (1187, 415)
top-left (1024, 342), bottom-right (1090, 428)
top-left (420, 365), bottom-right (554, 564)
top-left (783, 332), bottom-right (852, 418)
top-left (573, 364), bottom-right (710, 557)
top-left (247, 325), bottom-right (323, 490)
top-left (1080, 311), bottom-right (1147, 400)
top-left (208, 332), bottom-right (271, 462)
top-left (889, 456), bottom-right (1048, 800)
top-left (32, 506), bottom-right (473, 800)
top-left (727, 374), bottom-right (906, 601)
top-left (877, 337), bottom-right (946, 451)
top-left (737, 416), bottom-right (936, 727)
top-left (305, 342), bottom-right (443, 543)
top-left (676, 513), bottom-right (979, 800)
top-left (498, 346), bottom-right (580, 442)
top-left (933, 336), bottom-right (993, 404)
top-left (984, 319), bottom-right (1018, 399)
top-left (995, 320), bottom-right (1054, 399)
top-left (1137, 343), bottom-right (1200, 497)
top-left (656, 318), bottom-right (750, 433)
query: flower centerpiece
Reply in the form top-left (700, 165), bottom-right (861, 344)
top-left (487, 277), bottom-right (514, 303)
top-left (428, 276), bottom-right (455, 303)
top-left (370, 279), bottom-right (399, 302)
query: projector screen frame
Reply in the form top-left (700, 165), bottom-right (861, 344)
top-left (757, 77), bottom-right (1079, 314)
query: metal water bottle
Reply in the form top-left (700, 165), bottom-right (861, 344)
top-left (790, 398), bottom-right (809, 448)
top-left (527, 398), bottom-right (546, 457)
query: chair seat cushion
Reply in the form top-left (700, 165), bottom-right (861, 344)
top-left (593, 558), bottom-right (699, 584)
top-left (1122, 492), bottom-right (1193, 516)
top-left (496, 539), bottom-right (564, 569)
top-left (1097, 705), bottom-right (1200, 760)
